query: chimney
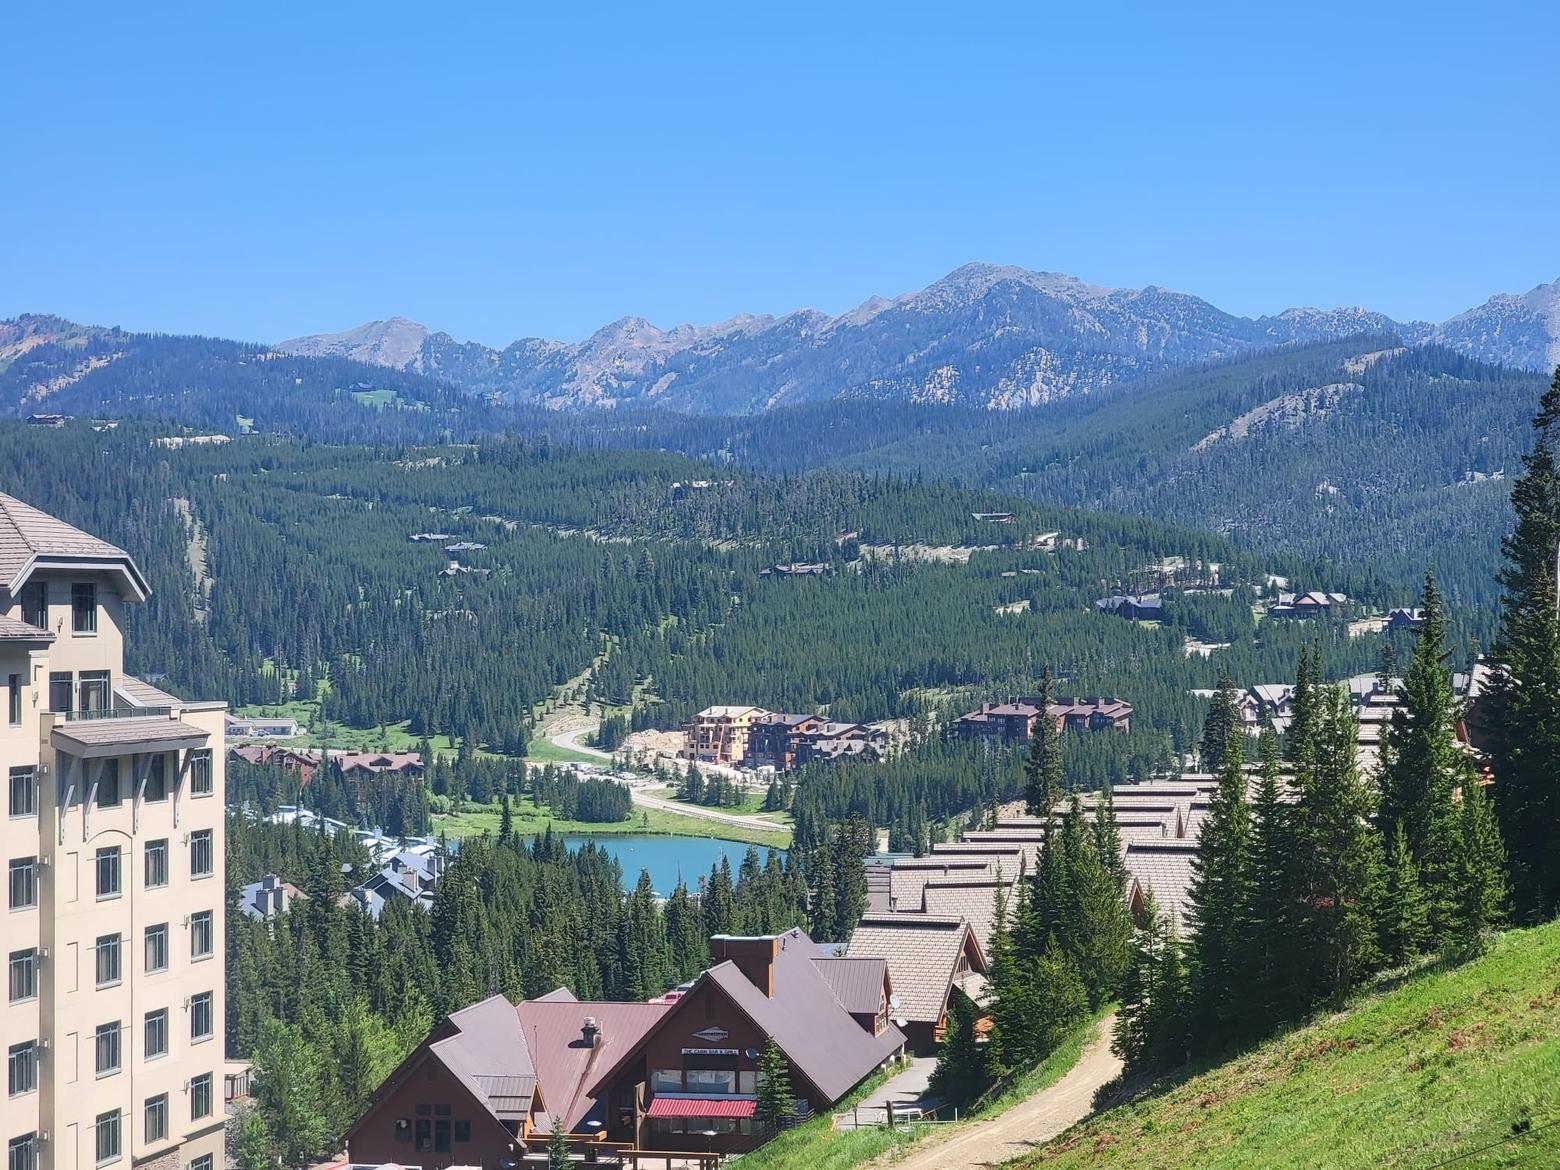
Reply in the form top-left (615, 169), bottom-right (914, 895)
top-left (711, 935), bottom-right (779, 998)
top-left (581, 1017), bottom-right (601, 1047)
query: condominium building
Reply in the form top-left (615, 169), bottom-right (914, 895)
top-left (0, 493), bottom-right (226, 1170)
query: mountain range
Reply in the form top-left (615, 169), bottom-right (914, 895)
top-left (274, 263), bottom-right (1560, 412)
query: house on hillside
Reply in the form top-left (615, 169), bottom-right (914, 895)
top-left (225, 713), bottom-right (303, 738)
top-left (845, 917), bottom-right (987, 1053)
top-left (956, 696), bottom-right (1132, 741)
top-left (761, 562), bottom-right (829, 577)
top-left (1095, 593), bottom-right (1163, 621)
top-left (1386, 607), bottom-right (1426, 632)
top-left (1267, 590), bottom-right (1349, 618)
top-left (237, 874), bottom-right (307, 921)
top-left (743, 713), bottom-right (824, 770)
top-left (971, 511), bottom-right (1017, 523)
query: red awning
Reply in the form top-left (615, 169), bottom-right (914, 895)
top-left (645, 1097), bottom-right (756, 1120)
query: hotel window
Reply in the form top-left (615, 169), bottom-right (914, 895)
top-left (23, 582), bottom-right (46, 629)
top-left (145, 924), bottom-right (168, 973)
top-left (8, 857), bottom-right (36, 909)
top-left (190, 1071), bottom-right (213, 1120)
top-left (8, 1134), bottom-right (37, 1170)
top-left (189, 749), bottom-right (213, 796)
top-left (8, 949), bottom-right (37, 1002)
top-left (7, 1040), bottom-right (37, 1097)
top-left (144, 1093), bottom-right (168, 1144)
top-left (190, 991), bottom-right (213, 1042)
top-left (6, 674), bottom-right (19, 726)
top-left (8, 768), bottom-right (35, 818)
top-left (145, 839), bottom-right (168, 889)
top-left (189, 1157), bottom-right (212, 1170)
top-left (96, 846), bottom-right (122, 898)
top-left (144, 1008), bottom-right (168, 1059)
top-left (650, 1068), bottom-right (682, 1092)
top-left (72, 582), bottom-right (97, 634)
top-left (95, 933), bottom-right (122, 987)
top-left (190, 829), bottom-right (213, 878)
top-left (190, 910), bottom-right (214, 960)
top-left (98, 760), bottom-right (121, 808)
top-left (95, 1109), bottom-right (121, 1165)
top-left (95, 1021), bottom-right (122, 1076)
top-left (48, 671), bottom-right (72, 715)
top-left (78, 669), bottom-right (110, 712)
top-left (144, 754), bottom-right (167, 802)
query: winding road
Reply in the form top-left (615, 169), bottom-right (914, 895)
top-left (546, 727), bottom-right (790, 836)
top-left (875, 1014), bottom-right (1122, 1170)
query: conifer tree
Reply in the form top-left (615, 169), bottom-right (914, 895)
top-left (1093, 780), bottom-right (1126, 890)
top-left (497, 791), bottom-right (514, 846)
top-left (1486, 367), bottom-right (1560, 922)
top-left (1286, 644), bottom-right (1322, 782)
top-left (1200, 667), bottom-right (1239, 773)
top-left (929, 991), bottom-right (987, 1107)
top-left (1377, 569), bottom-right (1460, 940)
top-left (1148, 923), bottom-right (1193, 1069)
top-left (1114, 890), bottom-right (1191, 1072)
top-left (1295, 688), bottom-right (1385, 1004)
top-left (548, 1120), bottom-right (570, 1170)
top-left (1187, 718), bottom-right (1253, 1046)
top-left (754, 1039), bottom-right (794, 1135)
top-left (1023, 667), bottom-right (1063, 816)
top-left (1245, 723), bottom-right (1296, 1025)
top-left (1379, 821), bottom-right (1430, 967)
top-left (1450, 781), bottom-right (1508, 955)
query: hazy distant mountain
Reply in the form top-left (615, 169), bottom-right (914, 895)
top-left (277, 315), bottom-right (430, 369)
top-left (1430, 279), bottom-right (1560, 373)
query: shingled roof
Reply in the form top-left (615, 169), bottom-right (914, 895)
top-left (0, 491), bottom-right (149, 601)
top-left (0, 615), bottom-right (52, 641)
top-left (846, 916), bottom-right (986, 1027)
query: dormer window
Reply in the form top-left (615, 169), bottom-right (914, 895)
top-left (72, 582), bottom-right (97, 634)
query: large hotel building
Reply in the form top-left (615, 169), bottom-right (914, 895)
top-left (0, 494), bottom-right (225, 1170)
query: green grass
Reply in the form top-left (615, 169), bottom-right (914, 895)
top-left (431, 796), bottom-right (792, 849)
top-left (1019, 921), bottom-right (1560, 1170)
top-left (731, 1014), bottom-right (1106, 1170)
top-left (649, 785), bottom-right (793, 825)
top-left (524, 737), bottom-right (606, 766)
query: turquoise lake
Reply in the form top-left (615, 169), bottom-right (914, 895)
top-left (527, 833), bottom-right (786, 895)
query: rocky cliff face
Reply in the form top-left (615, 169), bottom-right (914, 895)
top-left (271, 267), bottom-right (1560, 413)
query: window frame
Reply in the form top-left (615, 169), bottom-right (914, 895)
top-left (7, 1039), bottom-right (38, 1097)
top-left (95, 846), bottom-right (122, 900)
top-left (190, 828), bottom-right (213, 879)
top-left (189, 748), bottom-right (213, 797)
top-left (144, 754), bottom-right (167, 803)
top-left (8, 1133), bottom-right (37, 1170)
top-left (144, 1007), bottom-right (169, 1060)
top-left (95, 932), bottom-right (122, 988)
top-left (94, 1108), bottom-right (121, 1166)
top-left (190, 991), bottom-right (214, 1043)
top-left (47, 671), bottom-right (72, 715)
top-left (145, 923), bottom-right (169, 974)
top-left (190, 909), bottom-right (214, 960)
top-left (8, 857), bottom-right (37, 910)
top-left (97, 760), bottom-right (121, 809)
top-left (145, 839), bottom-right (168, 889)
top-left (6, 673), bottom-right (19, 727)
top-left (8, 949), bottom-right (37, 1003)
top-left (94, 1021), bottom-right (122, 1077)
top-left (144, 1092), bottom-right (168, 1144)
top-left (72, 581), bottom-right (98, 634)
top-left (190, 1071), bottom-right (213, 1121)
top-left (78, 669), bottom-right (110, 713)
top-left (7, 767), bottom-right (35, 819)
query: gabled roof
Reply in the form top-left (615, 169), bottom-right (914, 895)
top-left (586, 928), bottom-right (903, 1108)
top-left (811, 956), bottom-right (889, 1015)
top-left (0, 491), bottom-right (149, 601)
top-left (517, 998), bottom-right (669, 1133)
top-left (846, 916), bottom-right (987, 1027)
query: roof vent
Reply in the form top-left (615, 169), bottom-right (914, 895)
top-left (581, 1016), bottom-right (601, 1047)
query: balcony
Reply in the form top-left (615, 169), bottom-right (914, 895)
top-left (65, 706), bottom-right (173, 722)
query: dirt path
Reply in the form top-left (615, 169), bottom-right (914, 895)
top-left (879, 1015), bottom-right (1121, 1169)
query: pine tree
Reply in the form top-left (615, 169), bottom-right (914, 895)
top-left (1245, 723), bottom-right (1297, 1025)
top-left (1486, 367), bottom-right (1560, 922)
top-left (548, 1120), bottom-right (570, 1170)
top-left (1023, 667), bottom-right (1063, 815)
top-left (754, 1039), bottom-right (794, 1135)
top-left (928, 991), bottom-right (987, 1107)
top-left (1065, 810), bottom-right (1133, 1009)
top-left (1377, 569), bottom-right (1460, 941)
top-left (1146, 923), bottom-right (1193, 1069)
top-left (1295, 688), bottom-right (1385, 1004)
top-left (1187, 719), bottom-right (1253, 1047)
top-left (1449, 781), bottom-right (1508, 955)
top-left (497, 791), bottom-right (514, 846)
top-left (1200, 667), bottom-right (1239, 773)
top-left (1093, 780), bottom-right (1126, 890)
top-left (1379, 822), bottom-right (1430, 967)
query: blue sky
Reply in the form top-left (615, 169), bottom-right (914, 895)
top-left (2, 1), bottom-right (1556, 345)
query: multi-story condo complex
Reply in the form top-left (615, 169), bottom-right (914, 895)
top-left (0, 494), bottom-right (225, 1170)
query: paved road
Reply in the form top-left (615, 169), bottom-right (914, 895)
top-left (878, 1014), bottom-right (1122, 1170)
top-left (841, 1056), bottom-right (938, 1127)
top-left (548, 728), bottom-right (789, 836)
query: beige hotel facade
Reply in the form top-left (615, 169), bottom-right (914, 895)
top-left (0, 494), bottom-right (225, 1170)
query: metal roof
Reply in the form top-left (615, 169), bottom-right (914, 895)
top-left (811, 956), bottom-right (888, 1015)
top-left (645, 1097), bottom-right (755, 1119)
top-left (0, 615), bottom-right (52, 641)
top-left (52, 716), bottom-right (210, 757)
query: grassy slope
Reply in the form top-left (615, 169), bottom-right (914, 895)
top-left (432, 796), bottom-right (793, 849)
top-left (732, 1013), bottom-right (1103, 1170)
top-left (1021, 922), bottom-right (1560, 1170)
